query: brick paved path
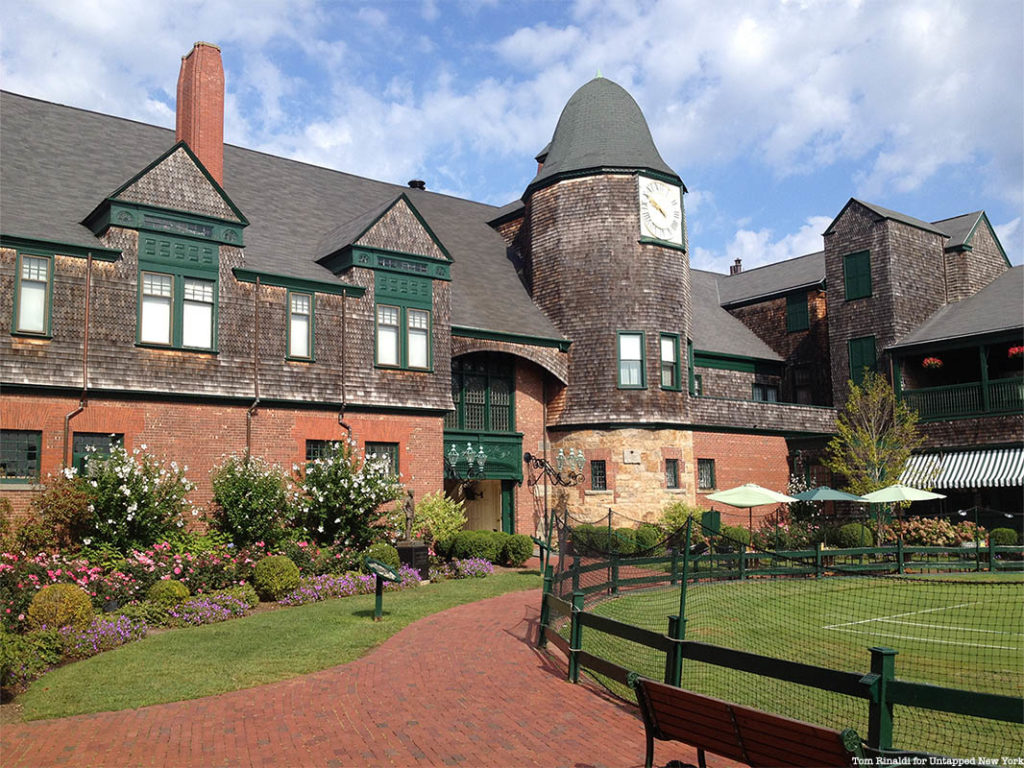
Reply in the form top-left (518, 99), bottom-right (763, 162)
top-left (2, 588), bottom-right (728, 768)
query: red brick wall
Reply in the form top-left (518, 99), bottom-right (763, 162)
top-left (0, 390), bottom-right (443, 522)
top-left (691, 431), bottom-right (791, 528)
top-left (513, 359), bottom-right (547, 536)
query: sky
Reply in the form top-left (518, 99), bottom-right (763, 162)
top-left (2, 0), bottom-right (1021, 273)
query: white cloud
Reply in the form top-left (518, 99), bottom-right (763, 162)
top-left (993, 217), bottom-right (1022, 263)
top-left (691, 216), bottom-right (832, 273)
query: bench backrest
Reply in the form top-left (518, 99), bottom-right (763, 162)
top-left (635, 679), bottom-right (859, 768)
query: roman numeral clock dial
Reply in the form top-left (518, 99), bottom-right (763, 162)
top-left (638, 177), bottom-right (683, 246)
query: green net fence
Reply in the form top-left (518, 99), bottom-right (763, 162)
top-left (545, 511), bottom-right (1024, 759)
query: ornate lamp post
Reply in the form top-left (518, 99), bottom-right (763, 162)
top-left (445, 441), bottom-right (488, 483)
top-left (523, 447), bottom-right (587, 569)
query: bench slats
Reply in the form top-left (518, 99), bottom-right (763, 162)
top-left (633, 678), bottom-right (860, 768)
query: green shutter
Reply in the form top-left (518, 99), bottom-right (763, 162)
top-left (786, 291), bottom-right (809, 332)
top-left (844, 251), bottom-right (871, 300)
top-left (848, 336), bottom-right (876, 385)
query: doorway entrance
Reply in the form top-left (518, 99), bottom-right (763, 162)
top-left (445, 479), bottom-right (516, 533)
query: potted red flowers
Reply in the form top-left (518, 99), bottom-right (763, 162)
top-left (922, 357), bottom-right (943, 370)
top-left (1009, 346), bottom-right (1023, 359)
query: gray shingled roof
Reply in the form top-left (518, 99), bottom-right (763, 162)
top-left (717, 251), bottom-right (825, 306)
top-left (690, 269), bottom-right (783, 361)
top-left (0, 91), bottom-right (565, 343)
top-left (932, 211), bottom-right (983, 251)
top-left (824, 199), bottom-right (950, 237)
top-left (890, 266), bottom-right (1024, 349)
top-left (526, 77), bottom-right (680, 195)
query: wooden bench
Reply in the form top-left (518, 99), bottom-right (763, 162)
top-left (631, 677), bottom-right (865, 768)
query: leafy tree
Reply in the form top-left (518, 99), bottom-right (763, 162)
top-left (822, 371), bottom-right (925, 496)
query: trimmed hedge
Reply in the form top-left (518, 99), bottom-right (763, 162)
top-left (502, 533), bottom-right (534, 566)
top-left (365, 542), bottom-right (400, 571)
top-left (252, 555), bottom-right (301, 601)
top-left (147, 579), bottom-right (190, 607)
top-left (27, 584), bottom-right (93, 631)
top-left (990, 527), bottom-right (1019, 546)
top-left (837, 522), bottom-right (873, 548)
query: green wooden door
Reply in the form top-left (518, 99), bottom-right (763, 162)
top-left (501, 480), bottom-right (515, 534)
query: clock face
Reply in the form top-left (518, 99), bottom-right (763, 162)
top-left (638, 177), bottom-right (683, 245)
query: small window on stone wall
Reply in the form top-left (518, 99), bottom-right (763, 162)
top-left (665, 459), bottom-right (680, 489)
top-left (590, 460), bottom-right (607, 491)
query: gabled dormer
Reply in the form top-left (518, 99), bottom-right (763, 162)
top-left (933, 210), bottom-right (1011, 302)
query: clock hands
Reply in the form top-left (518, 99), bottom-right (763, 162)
top-left (646, 194), bottom-right (666, 217)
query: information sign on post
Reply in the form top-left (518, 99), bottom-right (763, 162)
top-left (365, 558), bottom-right (400, 621)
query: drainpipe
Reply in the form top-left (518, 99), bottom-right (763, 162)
top-left (338, 289), bottom-right (351, 437)
top-left (64, 254), bottom-right (93, 468)
top-left (245, 276), bottom-right (260, 456)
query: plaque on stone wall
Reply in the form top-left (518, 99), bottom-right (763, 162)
top-left (623, 449), bottom-right (641, 464)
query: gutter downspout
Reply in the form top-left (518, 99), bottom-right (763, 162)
top-left (338, 290), bottom-right (352, 437)
top-left (246, 276), bottom-right (260, 456)
top-left (64, 254), bottom-right (93, 468)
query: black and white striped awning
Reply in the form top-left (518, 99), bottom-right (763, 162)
top-left (901, 448), bottom-right (1023, 490)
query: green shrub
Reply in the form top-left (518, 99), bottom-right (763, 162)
top-left (116, 600), bottom-right (171, 627)
top-left (146, 579), bottom-right (190, 607)
top-left (31, 474), bottom-right (94, 550)
top-left (13, 514), bottom-right (52, 553)
top-left (635, 524), bottom-right (661, 553)
top-left (719, 525), bottom-right (751, 548)
top-left (450, 530), bottom-right (499, 563)
top-left (990, 527), bottom-right (1019, 546)
top-left (1, 628), bottom-right (64, 692)
top-left (211, 454), bottom-right (291, 546)
top-left (836, 522), bottom-right (873, 548)
top-left (252, 555), bottom-right (301, 601)
top-left (433, 536), bottom-right (455, 559)
top-left (216, 583), bottom-right (260, 608)
top-left (413, 492), bottom-right (467, 545)
top-left (614, 528), bottom-right (636, 555)
top-left (27, 583), bottom-right (94, 630)
top-left (365, 542), bottom-right (400, 571)
top-left (489, 531), bottom-right (511, 563)
top-left (502, 534), bottom-right (534, 567)
top-left (659, 502), bottom-right (709, 546)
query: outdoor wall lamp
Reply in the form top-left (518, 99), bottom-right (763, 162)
top-left (523, 448), bottom-right (586, 487)
top-left (445, 442), bottom-right (487, 482)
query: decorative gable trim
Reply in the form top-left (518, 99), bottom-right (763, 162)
top-left (355, 195), bottom-right (450, 262)
top-left (956, 212), bottom-right (1011, 266)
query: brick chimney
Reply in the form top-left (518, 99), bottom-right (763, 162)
top-left (176, 42), bottom-right (224, 185)
top-left (730, 258), bottom-right (743, 275)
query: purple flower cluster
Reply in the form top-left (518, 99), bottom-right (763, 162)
top-left (451, 558), bottom-right (494, 579)
top-left (58, 615), bottom-right (148, 659)
top-left (167, 593), bottom-right (250, 626)
top-left (278, 565), bottom-right (420, 606)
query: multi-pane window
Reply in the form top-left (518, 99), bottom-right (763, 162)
top-left (665, 458), bottom-right (680, 489)
top-left (366, 442), bottom-right (399, 478)
top-left (305, 439), bottom-right (337, 462)
top-left (660, 334), bottom-right (680, 389)
top-left (288, 292), bottom-right (313, 359)
top-left (1, 430), bottom-right (41, 483)
top-left (697, 458), bottom-right (716, 491)
top-left (752, 383), bottom-right (779, 402)
top-left (407, 309), bottom-right (430, 369)
top-left (786, 291), bottom-right (809, 332)
top-left (590, 460), bottom-right (607, 491)
top-left (848, 336), bottom-right (877, 386)
top-left (376, 305), bottom-right (400, 366)
top-left (182, 278), bottom-right (215, 349)
top-left (139, 272), bottom-right (216, 350)
top-left (140, 272), bottom-right (173, 345)
top-left (445, 355), bottom-right (515, 433)
top-left (15, 254), bottom-right (51, 335)
top-left (693, 374), bottom-right (703, 396)
top-left (794, 367), bottom-right (813, 405)
top-left (618, 331), bottom-right (645, 388)
top-left (844, 251), bottom-right (872, 300)
top-left (73, 433), bottom-right (123, 473)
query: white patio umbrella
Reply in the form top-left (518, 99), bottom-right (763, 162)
top-left (706, 483), bottom-right (798, 534)
top-left (859, 484), bottom-right (946, 503)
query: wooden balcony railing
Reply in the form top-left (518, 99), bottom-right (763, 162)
top-left (903, 377), bottom-right (1023, 420)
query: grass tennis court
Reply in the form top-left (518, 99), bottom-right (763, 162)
top-left (577, 572), bottom-right (1023, 756)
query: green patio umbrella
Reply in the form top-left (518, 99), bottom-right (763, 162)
top-left (706, 483), bottom-right (798, 535)
top-left (793, 486), bottom-right (864, 502)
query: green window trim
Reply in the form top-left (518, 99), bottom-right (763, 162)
top-left (136, 270), bottom-right (219, 352)
top-left (445, 355), bottom-right (515, 433)
top-left (72, 433), bottom-right (123, 474)
top-left (843, 251), bottom-right (872, 300)
top-left (617, 330), bottom-right (646, 389)
top-left (752, 383), bottom-right (779, 402)
top-left (1, 429), bottom-right (41, 484)
top-left (697, 458), bottom-right (716, 492)
top-left (665, 458), bottom-right (680, 489)
top-left (286, 290), bottom-right (315, 361)
top-left (12, 252), bottom-right (53, 338)
top-left (786, 291), bottom-right (809, 332)
top-left (694, 373), bottom-right (703, 396)
top-left (375, 304), bottom-right (433, 371)
top-left (660, 333), bottom-right (681, 390)
top-left (590, 460), bottom-right (608, 491)
top-left (365, 442), bottom-right (400, 479)
top-left (687, 338), bottom-right (696, 395)
top-left (848, 335), bottom-right (877, 386)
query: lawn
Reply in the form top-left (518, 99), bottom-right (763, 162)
top-left (16, 569), bottom-right (541, 721)
top-left (569, 572), bottom-right (1023, 758)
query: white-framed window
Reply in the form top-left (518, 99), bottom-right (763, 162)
top-left (288, 292), bottom-right (313, 359)
top-left (140, 271), bottom-right (173, 345)
top-left (182, 277), bottom-right (214, 349)
top-left (407, 309), bottom-right (430, 369)
top-left (376, 305), bottom-right (400, 366)
top-left (618, 331), bottom-right (645, 388)
top-left (660, 333), bottom-right (680, 389)
top-left (15, 254), bottom-right (51, 335)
